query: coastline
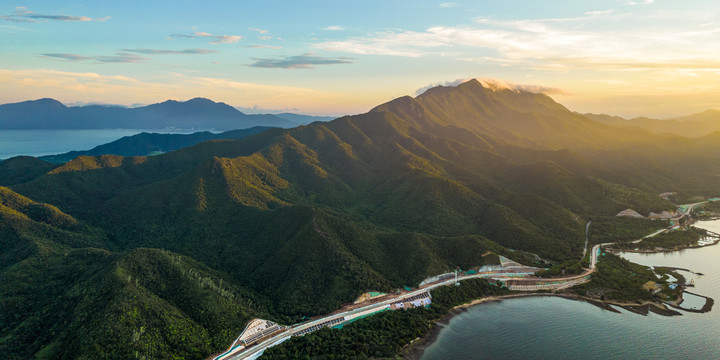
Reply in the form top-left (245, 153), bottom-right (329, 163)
top-left (610, 237), bottom-right (720, 254)
top-left (401, 291), bottom-right (684, 360)
top-left (402, 239), bottom-right (720, 359)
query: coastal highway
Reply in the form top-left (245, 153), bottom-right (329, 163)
top-left (218, 226), bottom-right (671, 360)
top-left (590, 228), bottom-right (667, 270)
top-left (217, 266), bottom-right (540, 360)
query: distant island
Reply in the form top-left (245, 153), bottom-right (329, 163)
top-left (38, 127), bottom-right (276, 163)
top-left (0, 97), bottom-right (336, 131)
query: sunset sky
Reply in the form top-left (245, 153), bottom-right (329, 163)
top-left (2, 0), bottom-right (720, 117)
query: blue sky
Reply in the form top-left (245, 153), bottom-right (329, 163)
top-left (2, 0), bottom-right (720, 117)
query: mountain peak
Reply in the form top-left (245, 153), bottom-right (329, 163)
top-left (186, 97), bottom-right (217, 105)
top-left (24, 98), bottom-right (67, 109)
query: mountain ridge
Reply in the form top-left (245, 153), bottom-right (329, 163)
top-left (582, 109), bottom-right (720, 138)
top-left (37, 126), bottom-right (275, 163)
top-left (0, 98), bottom-right (296, 130)
top-left (2, 79), bottom-right (720, 359)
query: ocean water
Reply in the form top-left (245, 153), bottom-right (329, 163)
top-left (421, 220), bottom-right (720, 360)
top-left (0, 129), bottom-right (202, 160)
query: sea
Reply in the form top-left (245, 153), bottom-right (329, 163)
top-left (0, 129), bottom-right (204, 160)
top-left (421, 219), bottom-right (720, 360)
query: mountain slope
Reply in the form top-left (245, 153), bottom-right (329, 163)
top-left (272, 112), bottom-right (337, 125)
top-left (583, 110), bottom-right (720, 138)
top-left (0, 156), bottom-right (59, 186)
top-left (0, 186), bottom-right (271, 359)
top-left (38, 126), bottom-right (274, 163)
top-left (373, 80), bottom-right (659, 150)
top-left (5, 80), bottom-right (720, 358)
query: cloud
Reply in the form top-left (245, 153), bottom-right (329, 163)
top-left (41, 53), bottom-right (93, 61)
top-left (1, 8), bottom-right (106, 23)
top-left (439, 2), bottom-right (460, 8)
top-left (322, 25), bottom-right (345, 31)
top-left (249, 53), bottom-right (353, 69)
top-left (415, 78), bottom-right (565, 96)
top-left (314, 10), bottom-right (720, 74)
top-left (171, 31), bottom-right (241, 44)
top-left (249, 27), bottom-right (268, 34)
top-left (248, 45), bottom-right (282, 49)
top-left (122, 48), bottom-right (217, 55)
top-left (316, 31), bottom-right (447, 57)
top-left (235, 104), bottom-right (300, 114)
top-left (414, 78), bottom-right (471, 95)
top-left (620, 0), bottom-right (654, 5)
top-left (42, 52), bottom-right (148, 63)
top-left (96, 53), bottom-right (148, 63)
top-left (477, 78), bottom-right (566, 94)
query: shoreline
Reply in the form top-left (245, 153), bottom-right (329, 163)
top-left (607, 233), bottom-right (720, 254)
top-left (402, 215), bottom-right (720, 359)
top-left (401, 291), bottom-right (684, 360)
top-left (610, 238), bottom-right (720, 254)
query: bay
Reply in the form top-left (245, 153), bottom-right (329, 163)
top-left (0, 129), bottom-right (204, 160)
top-left (421, 219), bottom-right (720, 360)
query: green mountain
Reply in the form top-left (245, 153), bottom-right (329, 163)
top-left (2, 79), bottom-right (719, 358)
top-left (38, 126), bottom-right (274, 163)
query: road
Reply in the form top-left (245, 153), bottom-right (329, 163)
top-left (680, 200), bottom-right (710, 216)
top-left (581, 221), bottom-right (591, 260)
top-left (217, 266), bottom-right (542, 360)
top-left (216, 224), bottom-right (671, 360)
top-left (589, 227), bottom-right (667, 271)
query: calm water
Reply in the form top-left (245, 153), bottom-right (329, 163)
top-left (421, 219), bottom-right (720, 360)
top-left (0, 129), bottom-right (203, 160)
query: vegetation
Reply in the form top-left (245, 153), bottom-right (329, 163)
top-left (536, 260), bottom-right (584, 278)
top-left (39, 127), bottom-right (274, 163)
top-left (260, 279), bottom-right (506, 360)
top-left (2, 80), bottom-right (719, 358)
top-left (572, 253), bottom-right (677, 302)
top-left (613, 227), bottom-right (708, 251)
top-left (695, 200), bottom-right (720, 220)
top-left (0, 156), bottom-right (58, 186)
top-left (587, 217), bottom-right (662, 245)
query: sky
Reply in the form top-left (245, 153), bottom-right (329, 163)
top-left (2, 0), bottom-right (720, 117)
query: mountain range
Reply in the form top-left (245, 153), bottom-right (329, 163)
top-left (582, 110), bottom-right (720, 138)
top-left (0, 98), bottom-right (332, 130)
top-left (1, 79), bottom-right (719, 359)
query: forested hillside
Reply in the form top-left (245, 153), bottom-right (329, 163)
top-left (2, 80), bottom-right (719, 358)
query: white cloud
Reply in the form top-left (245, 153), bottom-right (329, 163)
top-left (439, 2), bottom-right (460, 8)
top-left (620, 0), bottom-right (654, 5)
top-left (195, 32), bottom-right (241, 44)
top-left (322, 25), bottom-right (345, 31)
top-left (1, 8), bottom-right (107, 23)
top-left (414, 78), bottom-right (564, 96)
top-left (248, 45), bottom-right (282, 49)
top-left (315, 30), bottom-right (448, 57)
top-left (315, 11), bottom-right (720, 73)
top-left (171, 31), bottom-right (242, 44)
